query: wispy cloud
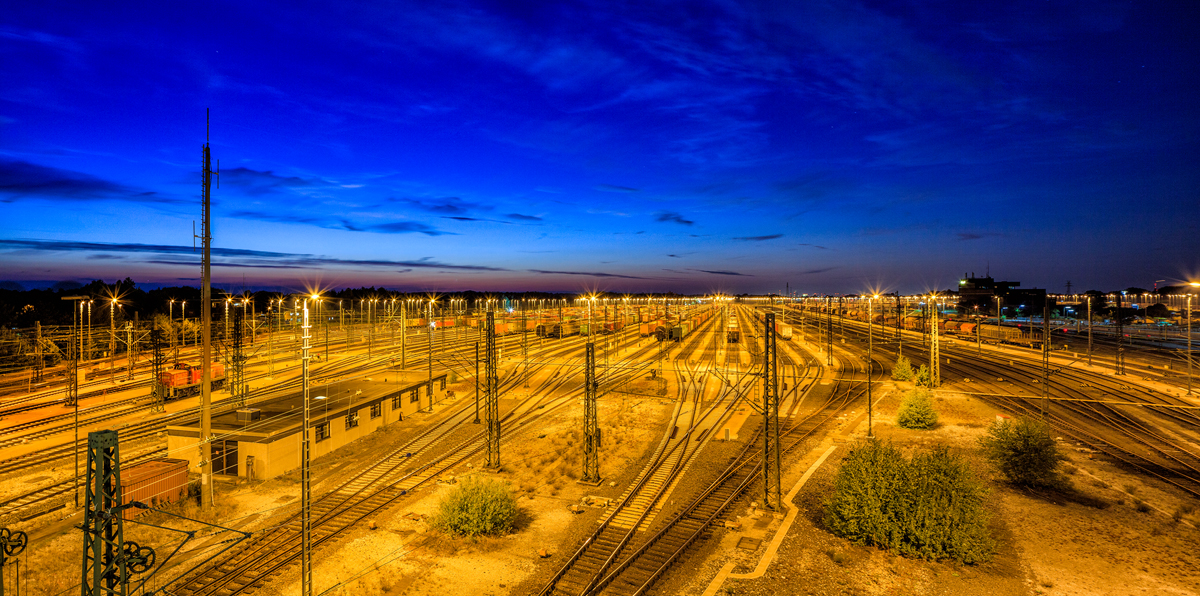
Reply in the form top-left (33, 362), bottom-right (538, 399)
top-left (733, 234), bottom-right (783, 241)
top-left (691, 269), bottom-right (752, 276)
top-left (229, 210), bottom-right (451, 236)
top-left (655, 211), bottom-right (694, 225)
top-left (595, 184), bottom-right (639, 193)
top-left (956, 232), bottom-right (1000, 241)
top-left (221, 167), bottom-right (320, 196)
top-left (528, 269), bottom-right (647, 279)
top-left (0, 159), bottom-right (178, 204)
top-left (391, 196), bottom-right (489, 215)
top-left (0, 238), bottom-right (503, 271)
top-left (505, 213), bottom-right (543, 222)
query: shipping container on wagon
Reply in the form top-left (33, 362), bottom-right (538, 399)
top-left (122, 458), bottom-right (189, 519)
top-left (774, 321), bottom-right (793, 340)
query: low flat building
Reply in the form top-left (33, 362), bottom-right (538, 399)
top-left (167, 373), bottom-right (450, 480)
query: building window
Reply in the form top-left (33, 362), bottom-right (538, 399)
top-left (391, 394), bottom-right (401, 410)
top-left (410, 390), bottom-right (419, 403)
top-left (370, 403), bottom-right (381, 419)
top-left (345, 411), bottom-right (359, 430)
top-left (315, 422), bottom-right (330, 442)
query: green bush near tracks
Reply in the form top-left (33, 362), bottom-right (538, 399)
top-left (979, 417), bottom-right (1068, 489)
top-left (896, 387), bottom-right (938, 429)
top-left (824, 440), bottom-right (994, 564)
top-left (914, 364), bottom-right (932, 387)
top-left (891, 356), bottom-right (914, 381)
top-left (433, 477), bottom-right (519, 537)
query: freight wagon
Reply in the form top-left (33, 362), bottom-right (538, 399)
top-left (122, 458), bottom-right (189, 519)
top-left (727, 321), bottom-right (740, 343)
top-left (549, 322), bottom-right (579, 338)
top-left (159, 361), bottom-right (225, 399)
top-left (774, 321), bottom-right (793, 340)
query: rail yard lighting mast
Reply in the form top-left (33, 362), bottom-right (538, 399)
top-left (868, 295), bottom-right (877, 438)
top-left (1189, 282), bottom-right (1198, 395)
top-left (301, 294), bottom-right (315, 596)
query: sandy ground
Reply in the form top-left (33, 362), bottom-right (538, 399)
top-left (676, 379), bottom-right (1200, 596)
top-left (10, 372), bottom-right (1200, 596)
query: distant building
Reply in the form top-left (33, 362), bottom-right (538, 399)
top-left (956, 274), bottom-right (1047, 316)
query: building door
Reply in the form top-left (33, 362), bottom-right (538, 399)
top-left (212, 440), bottom-right (239, 476)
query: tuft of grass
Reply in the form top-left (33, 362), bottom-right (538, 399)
top-left (826, 549), bottom-right (849, 566)
top-left (1134, 499), bottom-right (1151, 513)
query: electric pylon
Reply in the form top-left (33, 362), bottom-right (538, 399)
top-left (485, 311), bottom-right (500, 468)
top-left (82, 430), bottom-right (154, 596)
top-left (149, 324), bottom-right (166, 413)
top-left (583, 342), bottom-right (601, 483)
top-left (1114, 292), bottom-right (1126, 375)
top-left (229, 307), bottom-right (246, 407)
top-left (763, 313), bottom-right (781, 510)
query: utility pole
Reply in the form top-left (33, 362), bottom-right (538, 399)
top-left (484, 311), bottom-right (500, 469)
top-left (825, 296), bottom-right (833, 366)
top-left (62, 296), bottom-right (86, 510)
top-left (426, 300), bottom-right (433, 411)
top-left (1115, 293), bottom-right (1126, 375)
top-left (301, 299), bottom-right (313, 596)
top-left (1087, 296), bottom-right (1093, 367)
top-left (1187, 293), bottom-right (1193, 395)
top-left (474, 341), bottom-right (481, 423)
top-left (763, 313), bottom-right (781, 510)
top-left (1042, 300), bottom-right (1052, 416)
top-left (199, 109), bottom-right (217, 509)
top-left (867, 298), bottom-right (874, 438)
top-left (929, 297), bottom-right (940, 387)
top-left (582, 342), bottom-right (600, 483)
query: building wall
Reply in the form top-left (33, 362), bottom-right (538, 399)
top-left (166, 375), bottom-right (451, 481)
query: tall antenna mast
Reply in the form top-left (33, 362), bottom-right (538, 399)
top-left (199, 109), bottom-right (218, 509)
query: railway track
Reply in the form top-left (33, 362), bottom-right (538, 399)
top-left (166, 326), bottom-right (673, 596)
top-left (808, 308), bottom-right (1200, 499)
top-left (543, 313), bottom-right (863, 596)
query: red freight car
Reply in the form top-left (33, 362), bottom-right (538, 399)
top-left (159, 361), bottom-right (226, 399)
top-left (122, 458), bottom-right (189, 519)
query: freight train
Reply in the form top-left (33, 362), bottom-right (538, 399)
top-left (158, 361), bottom-right (226, 399)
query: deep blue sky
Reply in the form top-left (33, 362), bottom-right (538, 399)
top-left (2, 1), bottom-right (1198, 294)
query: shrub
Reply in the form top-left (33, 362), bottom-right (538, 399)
top-left (896, 388), bottom-right (938, 429)
top-left (891, 356), bottom-right (914, 381)
top-left (978, 417), bottom-right (1067, 489)
top-left (433, 477), bottom-right (518, 537)
top-left (824, 440), bottom-right (993, 564)
top-left (914, 364), bottom-right (931, 387)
